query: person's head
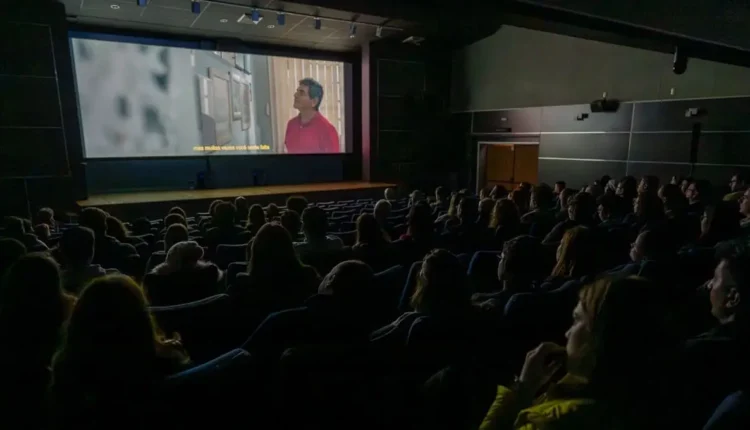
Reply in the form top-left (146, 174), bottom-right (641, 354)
top-left (384, 188), bottom-right (397, 201)
top-left (497, 235), bottom-right (545, 289)
top-left (730, 173), bottom-right (746, 193)
top-left (300, 206), bottom-right (328, 241)
top-left (355, 213), bottom-right (388, 247)
top-left (567, 192), bottom-right (596, 222)
top-left (234, 196), bottom-right (249, 212)
top-left (686, 179), bottom-right (711, 204)
top-left (554, 181), bottom-right (566, 195)
top-left (266, 203), bottom-right (280, 220)
top-left (131, 217), bottom-right (152, 236)
top-left (248, 223), bottom-right (303, 276)
top-left (208, 200), bottom-right (223, 217)
top-left (434, 186), bottom-right (449, 204)
top-left (680, 177), bottom-right (694, 195)
top-left (406, 201), bottom-right (434, 240)
top-left (374, 199), bottom-right (392, 223)
top-left (489, 185), bottom-right (508, 200)
top-left (584, 183), bottom-right (604, 199)
top-left (213, 202), bottom-right (237, 229)
top-left (478, 198), bottom-right (495, 222)
top-left (630, 228), bottom-right (674, 263)
top-left (168, 206), bottom-right (187, 219)
top-left (409, 190), bottom-right (426, 206)
top-left (280, 210), bottom-right (301, 238)
top-left (552, 226), bottom-right (597, 278)
top-left (0, 238), bottom-right (26, 278)
top-left (531, 184), bottom-right (554, 211)
top-left (105, 216), bottom-right (129, 242)
top-left (286, 195), bottom-right (309, 216)
top-left (509, 189), bottom-right (530, 213)
top-left (164, 213), bottom-right (187, 229)
top-left (709, 247), bottom-right (750, 325)
top-left (247, 204), bottom-right (266, 227)
top-left (164, 241), bottom-right (204, 272)
top-left (294, 77), bottom-right (324, 111)
top-left (0, 254), bottom-right (66, 364)
top-left (447, 192), bottom-right (463, 217)
top-left (596, 194), bottom-right (618, 222)
top-left (565, 276), bottom-right (672, 400)
top-left (164, 223), bottom-right (189, 252)
top-left (558, 188), bottom-right (575, 212)
top-left (490, 198), bottom-right (520, 229)
top-left (457, 196), bottom-right (479, 223)
top-left (616, 176), bottom-right (638, 202)
top-left (53, 275), bottom-right (176, 388)
top-left (658, 183), bottom-right (687, 215)
top-left (410, 249), bottom-right (469, 315)
top-left (34, 224), bottom-right (51, 242)
top-left (3, 216), bottom-right (26, 237)
top-left (35, 207), bottom-right (55, 227)
top-left (634, 192), bottom-right (665, 222)
top-left (60, 227), bottom-right (95, 267)
top-left (701, 202), bottom-right (741, 241)
top-left (740, 188), bottom-right (750, 218)
top-left (79, 208), bottom-right (108, 235)
top-left (638, 175), bottom-right (660, 195)
top-left (318, 260), bottom-right (374, 303)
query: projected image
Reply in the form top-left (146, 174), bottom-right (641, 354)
top-left (71, 38), bottom-right (348, 158)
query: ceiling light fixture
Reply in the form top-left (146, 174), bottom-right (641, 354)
top-left (220, 18), bottom-right (228, 23)
top-left (110, 4), bottom-right (121, 9)
top-left (191, 0), bottom-right (200, 14)
top-left (314, 17), bottom-right (322, 30)
top-left (250, 9), bottom-right (263, 24)
top-left (277, 12), bottom-right (286, 26)
top-left (348, 22), bottom-right (357, 38)
top-left (136, 0), bottom-right (147, 6)
top-left (375, 26), bottom-right (383, 38)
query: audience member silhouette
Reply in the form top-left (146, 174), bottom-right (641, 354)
top-left (2, 216), bottom-right (48, 251)
top-left (280, 210), bottom-right (302, 241)
top-left (295, 206), bottom-right (343, 257)
top-left (286, 195), bottom-right (309, 216)
top-left (59, 226), bottom-right (117, 295)
top-left (78, 208), bottom-right (137, 271)
top-left (246, 204), bottom-right (266, 237)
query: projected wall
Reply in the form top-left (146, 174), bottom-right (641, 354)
top-left (71, 37), bottom-right (350, 158)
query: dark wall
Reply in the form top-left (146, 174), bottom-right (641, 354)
top-left (367, 40), bottom-right (462, 191)
top-left (458, 96), bottom-right (750, 189)
top-left (1, 2), bottom-right (85, 218)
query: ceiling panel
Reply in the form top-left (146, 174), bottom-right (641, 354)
top-left (140, 4), bottom-right (200, 27)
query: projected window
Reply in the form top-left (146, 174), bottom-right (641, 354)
top-left (70, 37), bottom-right (351, 158)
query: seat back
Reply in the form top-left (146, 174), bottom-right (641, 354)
top-left (215, 243), bottom-right (248, 269)
top-left (143, 267), bottom-right (221, 307)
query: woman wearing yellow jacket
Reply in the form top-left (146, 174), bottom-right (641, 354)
top-left (480, 276), bottom-right (677, 430)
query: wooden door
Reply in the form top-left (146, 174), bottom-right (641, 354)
top-left (513, 144), bottom-right (539, 185)
top-left (486, 144), bottom-right (515, 190)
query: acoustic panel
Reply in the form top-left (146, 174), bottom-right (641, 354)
top-left (633, 97), bottom-right (750, 132)
top-left (696, 133), bottom-right (750, 165)
top-left (0, 23), bottom-right (55, 77)
top-left (691, 165), bottom-right (744, 187)
top-left (0, 128), bottom-right (69, 177)
top-left (539, 133), bottom-right (629, 161)
top-left (541, 103), bottom-right (633, 133)
top-left (629, 133), bottom-right (692, 163)
top-left (0, 75), bottom-right (62, 127)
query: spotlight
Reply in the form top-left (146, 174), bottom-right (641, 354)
top-left (191, 0), bottom-right (200, 14)
top-left (349, 22), bottom-right (357, 38)
top-left (375, 26), bottom-right (383, 38)
top-left (673, 46), bottom-right (688, 75)
top-left (250, 9), bottom-right (263, 24)
top-left (314, 17), bottom-right (322, 30)
top-left (277, 12), bottom-right (286, 26)
top-left (137, 0), bottom-right (147, 6)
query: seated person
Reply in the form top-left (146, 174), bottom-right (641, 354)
top-left (145, 224), bottom-right (189, 274)
top-left (521, 185), bottom-right (556, 239)
top-left (0, 238), bottom-right (26, 279)
top-left (373, 199), bottom-right (393, 238)
top-left (106, 216), bottom-right (146, 247)
top-left (294, 206), bottom-right (343, 257)
top-left (34, 207), bottom-right (56, 232)
top-left (146, 240), bottom-right (222, 305)
top-left (2, 216), bottom-right (48, 252)
top-left (34, 224), bottom-right (51, 245)
top-left (543, 192), bottom-right (596, 245)
top-left (59, 226), bottom-right (118, 296)
top-left (286, 195), bottom-right (309, 216)
top-left (480, 276), bottom-right (676, 429)
top-left (280, 210), bottom-right (303, 242)
top-left (78, 208), bottom-right (138, 271)
top-left (352, 214), bottom-right (393, 272)
top-left (204, 202), bottom-right (250, 252)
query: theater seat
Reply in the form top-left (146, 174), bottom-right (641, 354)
top-left (703, 391), bottom-right (750, 430)
top-left (143, 267), bottom-right (222, 307)
top-left (215, 243), bottom-right (248, 269)
top-left (150, 294), bottom-right (236, 363)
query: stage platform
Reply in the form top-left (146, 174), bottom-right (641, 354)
top-left (77, 182), bottom-right (396, 219)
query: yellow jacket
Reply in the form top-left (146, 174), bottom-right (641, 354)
top-left (480, 374), bottom-right (598, 430)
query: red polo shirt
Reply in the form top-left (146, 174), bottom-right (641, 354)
top-left (284, 112), bottom-right (340, 154)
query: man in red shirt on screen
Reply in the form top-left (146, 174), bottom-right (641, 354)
top-left (284, 78), bottom-right (340, 154)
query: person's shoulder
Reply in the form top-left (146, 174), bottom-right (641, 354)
top-left (286, 114), bottom-right (299, 126)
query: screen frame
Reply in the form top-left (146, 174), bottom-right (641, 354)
top-left (68, 25), bottom-right (358, 161)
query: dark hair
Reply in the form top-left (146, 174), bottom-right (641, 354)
top-left (489, 185), bottom-right (508, 200)
top-left (355, 213), bottom-right (389, 247)
top-left (659, 184), bottom-right (687, 214)
top-left (434, 186), bottom-right (450, 203)
top-left (1, 254), bottom-right (67, 370)
top-left (531, 184), bottom-right (554, 210)
top-left (247, 204), bottom-right (266, 228)
top-left (490, 198), bottom-right (520, 229)
top-left (617, 176), bottom-right (638, 202)
top-left (406, 201), bottom-right (434, 242)
top-left (410, 249), bottom-right (469, 315)
top-left (568, 192), bottom-right (596, 222)
top-left (596, 193), bottom-right (620, 219)
top-left (720, 246), bottom-right (750, 323)
top-left (552, 226), bottom-right (597, 278)
top-left (299, 77), bottom-right (324, 110)
top-left (637, 228), bottom-right (676, 260)
top-left (301, 206), bottom-right (328, 241)
top-left (457, 196), bottom-right (479, 223)
top-left (234, 196), bottom-right (248, 210)
top-left (208, 200), bottom-right (223, 217)
top-left (701, 201), bottom-right (742, 245)
top-left (131, 217), bottom-right (152, 236)
top-left (168, 206), bottom-right (187, 219)
top-left (318, 260), bottom-right (374, 301)
top-left (213, 202), bottom-right (237, 228)
top-left (79, 208), bottom-right (108, 234)
top-left (0, 238), bottom-right (26, 278)
top-left (248, 223), bottom-right (311, 283)
top-left (509, 189), bottom-right (530, 214)
top-left (3, 216), bottom-right (25, 236)
top-left (105, 216), bottom-right (129, 242)
top-left (60, 227), bottom-right (95, 267)
top-left (286, 196), bottom-right (309, 216)
top-left (35, 207), bottom-right (55, 226)
top-left (498, 235), bottom-right (545, 285)
top-left (555, 181), bottom-right (567, 188)
top-left (691, 179), bottom-right (713, 203)
top-left (164, 224), bottom-right (189, 252)
top-left (266, 204), bottom-right (280, 220)
top-left (163, 213), bottom-right (187, 228)
top-left (635, 192), bottom-right (665, 222)
top-left (280, 210), bottom-right (301, 238)
top-left (640, 175), bottom-right (660, 194)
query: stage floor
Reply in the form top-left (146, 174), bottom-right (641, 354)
top-left (78, 181), bottom-right (396, 207)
